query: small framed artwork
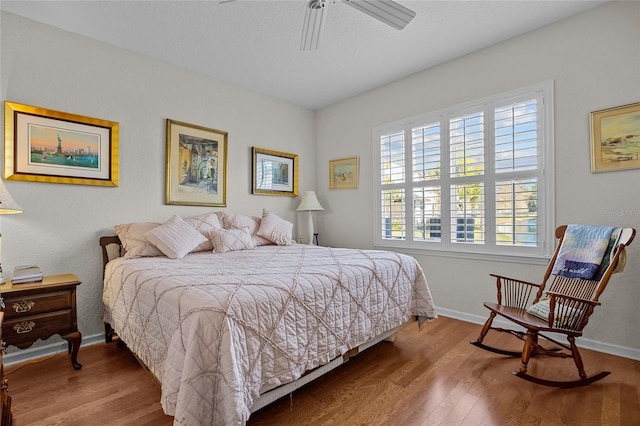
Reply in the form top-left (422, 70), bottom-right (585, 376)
top-left (166, 119), bottom-right (227, 206)
top-left (590, 102), bottom-right (640, 173)
top-left (329, 157), bottom-right (359, 190)
top-left (252, 147), bottom-right (298, 196)
top-left (4, 101), bottom-right (119, 186)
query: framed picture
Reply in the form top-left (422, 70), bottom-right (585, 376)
top-left (166, 119), bottom-right (227, 206)
top-left (252, 147), bottom-right (298, 196)
top-left (329, 157), bottom-right (359, 189)
top-left (4, 101), bottom-right (119, 186)
top-left (590, 102), bottom-right (640, 173)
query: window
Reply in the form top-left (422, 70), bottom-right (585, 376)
top-left (375, 81), bottom-right (554, 261)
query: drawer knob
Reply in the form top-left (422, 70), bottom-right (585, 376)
top-left (13, 321), bottom-right (36, 334)
top-left (13, 300), bottom-right (35, 313)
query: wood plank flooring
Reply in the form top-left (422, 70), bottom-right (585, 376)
top-left (6, 316), bottom-right (640, 425)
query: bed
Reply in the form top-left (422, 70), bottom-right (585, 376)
top-left (100, 212), bottom-right (437, 425)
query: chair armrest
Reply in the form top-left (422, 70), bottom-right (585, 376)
top-left (545, 291), bottom-right (600, 331)
top-left (490, 274), bottom-right (541, 309)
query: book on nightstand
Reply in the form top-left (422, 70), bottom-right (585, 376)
top-left (12, 265), bottom-right (43, 284)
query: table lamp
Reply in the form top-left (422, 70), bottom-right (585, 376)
top-left (296, 191), bottom-right (324, 244)
top-left (0, 179), bottom-right (23, 290)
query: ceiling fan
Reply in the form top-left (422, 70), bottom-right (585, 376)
top-left (301, 0), bottom-right (416, 50)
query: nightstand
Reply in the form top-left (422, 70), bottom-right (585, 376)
top-left (1, 274), bottom-right (82, 370)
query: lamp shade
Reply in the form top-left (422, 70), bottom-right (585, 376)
top-left (0, 179), bottom-right (22, 214)
top-left (296, 191), bottom-right (324, 212)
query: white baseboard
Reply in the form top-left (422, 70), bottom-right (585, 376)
top-left (3, 333), bottom-right (105, 367)
top-left (436, 307), bottom-right (640, 361)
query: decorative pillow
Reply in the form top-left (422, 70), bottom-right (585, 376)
top-left (526, 298), bottom-right (581, 328)
top-left (184, 212), bottom-right (223, 252)
top-left (114, 222), bottom-right (164, 259)
top-left (221, 212), bottom-right (271, 246)
top-left (526, 299), bottom-right (551, 321)
top-left (257, 209), bottom-right (293, 246)
top-left (210, 228), bottom-right (256, 253)
top-left (144, 215), bottom-right (207, 259)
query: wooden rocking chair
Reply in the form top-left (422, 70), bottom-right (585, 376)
top-left (471, 224), bottom-right (636, 388)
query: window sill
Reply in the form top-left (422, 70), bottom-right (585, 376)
top-left (373, 244), bottom-right (551, 266)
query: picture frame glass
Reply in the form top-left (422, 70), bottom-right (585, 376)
top-left (17, 114), bottom-right (109, 178)
top-left (329, 157), bottom-right (359, 189)
top-left (166, 119), bottom-right (227, 206)
top-left (591, 102), bottom-right (640, 173)
top-left (4, 101), bottom-right (119, 186)
top-left (252, 147), bottom-right (298, 196)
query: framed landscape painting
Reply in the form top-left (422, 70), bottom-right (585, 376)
top-left (329, 157), bottom-right (359, 189)
top-left (590, 102), bottom-right (640, 173)
top-left (165, 119), bottom-right (227, 206)
top-left (4, 101), bottom-right (119, 186)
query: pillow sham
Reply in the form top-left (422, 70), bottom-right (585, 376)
top-left (221, 212), bottom-right (271, 246)
top-left (210, 228), bottom-right (256, 253)
top-left (257, 209), bottom-right (293, 246)
top-left (145, 215), bottom-right (207, 259)
top-left (184, 212), bottom-right (223, 252)
top-left (114, 221), bottom-right (163, 259)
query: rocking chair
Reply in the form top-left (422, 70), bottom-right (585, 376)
top-left (471, 224), bottom-right (635, 388)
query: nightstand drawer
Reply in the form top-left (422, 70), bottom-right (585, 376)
top-left (3, 291), bottom-right (72, 320)
top-left (3, 310), bottom-right (74, 349)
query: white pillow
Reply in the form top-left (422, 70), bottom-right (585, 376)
top-left (210, 228), bottom-right (256, 253)
top-left (526, 298), bottom-right (581, 328)
top-left (184, 212), bottom-right (223, 252)
top-left (257, 209), bottom-right (293, 246)
top-left (526, 298), bottom-right (551, 321)
top-left (221, 212), bottom-right (271, 246)
top-left (145, 215), bottom-right (207, 259)
top-left (114, 221), bottom-right (163, 258)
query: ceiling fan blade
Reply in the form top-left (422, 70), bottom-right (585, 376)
top-left (301, 0), bottom-right (328, 51)
top-left (342, 0), bottom-right (416, 30)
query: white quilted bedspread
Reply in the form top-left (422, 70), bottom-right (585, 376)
top-left (102, 244), bottom-right (436, 425)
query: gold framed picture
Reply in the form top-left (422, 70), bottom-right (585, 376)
top-left (4, 101), bottom-right (119, 186)
top-left (590, 102), bottom-right (640, 173)
top-left (329, 157), bottom-right (359, 190)
top-left (165, 119), bottom-right (227, 206)
top-left (252, 147), bottom-right (298, 196)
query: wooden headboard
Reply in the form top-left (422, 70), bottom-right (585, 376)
top-left (99, 235), bottom-right (124, 277)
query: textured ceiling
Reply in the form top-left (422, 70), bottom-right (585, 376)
top-left (1, 0), bottom-right (609, 110)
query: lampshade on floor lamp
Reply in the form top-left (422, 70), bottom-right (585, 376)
top-left (296, 191), bottom-right (324, 244)
top-left (0, 179), bottom-right (23, 290)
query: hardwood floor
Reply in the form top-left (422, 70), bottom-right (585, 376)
top-left (6, 316), bottom-right (640, 425)
top-left (6, 338), bottom-right (172, 426)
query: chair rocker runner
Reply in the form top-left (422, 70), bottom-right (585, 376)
top-left (471, 224), bottom-right (636, 388)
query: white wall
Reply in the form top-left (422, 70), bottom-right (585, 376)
top-left (316, 2), bottom-right (640, 356)
top-left (0, 12), bottom-right (317, 352)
